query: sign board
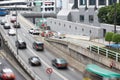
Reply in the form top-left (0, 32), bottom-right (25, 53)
top-left (46, 68), bottom-right (53, 74)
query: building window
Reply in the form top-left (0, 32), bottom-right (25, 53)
top-left (82, 28), bottom-right (84, 31)
top-left (99, 0), bottom-right (106, 5)
top-left (75, 27), bottom-right (77, 30)
top-left (80, 15), bottom-right (84, 22)
top-left (89, 0), bottom-right (96, 5)
top-left (59, 23), bottom-right (61, 26)
top-left (109, 0), bottom-right (114, 5)
top-left (64, 24), bottom-right (66, 27)
top-left (80, 0), bottom-right (86, 5)
top-left (69, 25), bottom-right (71, 28)
top-left (89, 15), bottom-right (94, 23)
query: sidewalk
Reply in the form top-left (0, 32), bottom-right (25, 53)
top-left (65, 34), bottom-right (107, 48)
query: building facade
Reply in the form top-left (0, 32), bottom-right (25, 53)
top-left (31, 0), bottom-right (61, 14)
top-left (57, 0), bottom-right (120, 26)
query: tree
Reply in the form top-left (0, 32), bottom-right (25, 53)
top-left (98, 3), bottom-right (120, 25)
top-left (112, 33), bottom-right (120, 44)
top-left (105, 32), bottom-right (114, 45)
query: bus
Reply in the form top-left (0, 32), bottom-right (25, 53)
top-left (0, 8), bottom-right (9, 16)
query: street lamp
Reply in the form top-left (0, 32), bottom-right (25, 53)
top-left (114, 0), bottom-right (117, 33)
top-left (15, 5), bottom-right (18, 55)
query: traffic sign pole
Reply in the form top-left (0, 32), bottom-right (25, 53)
top-left (46, 68), bottom-right (53, 80)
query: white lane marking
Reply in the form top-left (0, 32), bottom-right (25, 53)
top-left (28, 47), bottom-right (68, 80)
top-left (68, 67), bottom-right (75, 72)
top-left (23, 33), bottom-right (26, 36)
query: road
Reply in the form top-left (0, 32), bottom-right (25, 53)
top-left (0, 52), bottom-right (26, 80)
top-left (0, 14), bottom-right (84, 80)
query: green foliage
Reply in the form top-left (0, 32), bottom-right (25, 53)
top-left (105, 32), bottom-right (114, 42)
top-left (98, 3), bottom-right (120, 25)
top-left (112, 34), bottom-right (120, 43)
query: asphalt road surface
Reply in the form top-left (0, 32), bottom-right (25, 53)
top-left (0, 14), bottom-right (84, 80)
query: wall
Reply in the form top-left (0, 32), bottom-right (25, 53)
top-left (47, 18), bottom-right (103, 38)
top-left (45, 38), bottom-right (120, 72)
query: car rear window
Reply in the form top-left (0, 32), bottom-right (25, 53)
top-left (57, 59), bottom-right (67, 64)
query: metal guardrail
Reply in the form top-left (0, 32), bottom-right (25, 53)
top-left (89, 45), bottom-right (120, 62)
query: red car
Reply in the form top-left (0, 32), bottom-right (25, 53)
top-left (10, 17), bottom-right (16, 23)
top-left (52, 58), bottom-right (68, 69)
top-left (0, 68), bottom-right (15, 80)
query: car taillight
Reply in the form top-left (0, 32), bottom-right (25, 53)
top-left (57, 64), bottom-right (62, 67)
top-left (36, 45), bottom-right (38, 48)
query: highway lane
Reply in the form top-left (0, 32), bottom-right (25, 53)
top-left (1, 14), bottom-right (84, 80)
top-left (17, 16), bottom-right (84, 80)
top-left (0, 51), bottom-right (26, 80)
top-left (3, 16), bottom-right (65, 80)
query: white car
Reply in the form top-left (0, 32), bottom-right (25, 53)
top-left (1, 19), bottom-right (6, 25)
top-left (54, 32), bottom-right (66, 39)
top-left (8, 29), bottom-right (16, 36)
top-left (4, 23), bottom-right (10, 29)
top-left (29, 28), bottom-right (40, 35)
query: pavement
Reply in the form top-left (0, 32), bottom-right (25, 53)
top-left (65, 34), bottom-right (107, 48)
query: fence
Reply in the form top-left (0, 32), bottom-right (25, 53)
top-left (89, 45), bottom-right (120, 62)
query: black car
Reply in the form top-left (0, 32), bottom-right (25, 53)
top-left (32, 41), bottom-right (44, 51)
top-left (15, 40), bottom-right (27, 49)
top-left (52, 58), bottom-right (68, 69)
top-left (28, 56), bottom-right (41, 66)
top-left (13, 22), bottom-right (20, 28)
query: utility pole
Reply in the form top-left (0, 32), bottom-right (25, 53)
top-left (15, 5), bottom-right (18, 55)
top-left (114, 0), bottom-right (117, 33)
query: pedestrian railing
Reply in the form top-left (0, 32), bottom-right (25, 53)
top-left (88, 45), bottom-right (120, 62)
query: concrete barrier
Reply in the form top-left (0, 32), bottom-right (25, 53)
top-left (45, 38), bottom-right (120, 72)
top-left (0, 30), bottom-right (41, 80)
top-left (17, 14), bottom-right (35, 28)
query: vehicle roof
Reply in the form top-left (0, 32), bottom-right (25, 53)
top-left (18, 40), bottom-right (25, 43)
top-left (5, 23), bottom-right (10, 25)
top-left (56, 58), bottom-right (67, 63)
top-left (2, 68), bottom-right (13, 73)
top-left (34, 41), bottom-right (43, 44)
top-left (30, 56), bottom-right (39, 60)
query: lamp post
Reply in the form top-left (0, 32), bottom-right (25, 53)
top-left (15, 5), bottom-right (18, 55)
top-left (114, 0), bottom-right (117, 33)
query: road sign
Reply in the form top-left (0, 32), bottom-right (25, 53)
top-left (46, 68), bottom-right (53, 74)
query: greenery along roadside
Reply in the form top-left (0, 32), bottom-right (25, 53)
top-left (98, 3), bottom-right (120, 25)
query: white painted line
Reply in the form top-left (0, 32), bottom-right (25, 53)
top-left (23, 33), bottom-right (26, 36)
top-left (28, 47), bottom-right (68, 80)
top-left (68, 67), bottom-right (75, 72)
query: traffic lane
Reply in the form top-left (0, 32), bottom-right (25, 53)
top-left (3, 15), bottom-right (84, 80)
top-left (17, 30), bottom-right (64, 80)
top-left (18, 24), bottom-right (84, 80)
top-left (0, 20), bottom-right (51, 80)
top-left (0, 57), bottom-right (26, 80)
top-left (1, 24), bottom-right (63, 80)
top-left (0, 16), bottom-right (83, 80)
